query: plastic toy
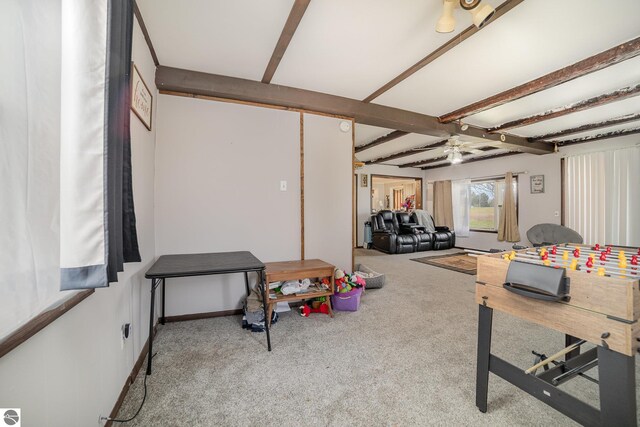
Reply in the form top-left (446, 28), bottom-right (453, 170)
top-left (300, 303), bottom-right (330, 317)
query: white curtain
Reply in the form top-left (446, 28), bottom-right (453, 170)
top-left (566, 146), bottom-right (640, 246)
top-left (452, 179), bottom-right (470, 237)
top-left (0, 0), bottom-right (70, 340)
top-left (1, 0), bottom-right (139, 341)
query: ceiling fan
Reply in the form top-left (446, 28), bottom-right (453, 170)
top-left (436, 0), bottom-right (496, 33)
top-left (412, 136), bottom-right (489, 164)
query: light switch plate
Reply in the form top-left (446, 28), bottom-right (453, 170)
top-left (280, 180), bottom-right (287, 191)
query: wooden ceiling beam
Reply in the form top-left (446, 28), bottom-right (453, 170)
top-left (440, 36), bottom-right (640, 123)
top-left (398, 146), bottom-right (496, 168)
top-left (365, 139), bottom-right (449, 164)
top-left (421, 152), bottom-right (523, 170)
top-left (399, 155), bottom-right (448, 168)
top-left (362, 0), bottom-right (524, 103)
top-left (156, 66), bottom-right (552, 154)
top-left (488, 84), bottom-right (640, 132)
top-left (133, 0), bottom-right (159, 66)
top-left (552, 127), bottom-right (640, 146)
top-left (529, 112), bottom-right (640, 141)
top-left (355, 131), bottom-right (408, 153)
top-left (261, 0), bottom-right (311, 84)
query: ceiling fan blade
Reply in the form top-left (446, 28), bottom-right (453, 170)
top-left (465, 149), bottom-right (485, 154)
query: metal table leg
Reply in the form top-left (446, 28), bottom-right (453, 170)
top-left (260, 269), bottom-right (272, 351)
top-left (476, 303), bottom-right (493, 413)
top-left (598, 346), bottom-right (637, 426)
top-left (146, 278), bottom-right (158, 375)
top-left (161, 278), bottom-right (166, 325)
top-left (244, 272), bottom-right (250, 298)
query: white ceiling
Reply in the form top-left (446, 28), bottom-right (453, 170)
top-left (356, 132), bottom-right (443, 162)
top-left (354, 123), bottom-right (395, 146)
top-left (136, 0), bottom-right (294, 80)
top-left (374, 0), bottom-right (640, 116)
top-left (138, 0), bottom-right (640, 168)
top-left (270, 0), bottom-right (505, 99)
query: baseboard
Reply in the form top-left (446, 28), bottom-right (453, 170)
top-left (164, 308), bottom-right (243, 323)
top-left (105, 323), bottom-right (158, 427)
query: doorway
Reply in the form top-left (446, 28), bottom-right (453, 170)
top-left (370, 175), bottom-right (423, 214)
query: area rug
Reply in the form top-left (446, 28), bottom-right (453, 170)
top-left (411, 252), bottom-right (477, 275)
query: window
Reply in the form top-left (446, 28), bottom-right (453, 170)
top-left (469, 178), bottom-right (518, 232)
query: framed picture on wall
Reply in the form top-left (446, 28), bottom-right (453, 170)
top-left (131, 62), bottom-right (153, 131)
top-left (530, 174), bottom-right (545, 194)
top-left (361, 174), bottom-right (368, 188)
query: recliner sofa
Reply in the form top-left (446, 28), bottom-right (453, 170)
top-left (371, 211), bottom-right (418, 254)
top-left (410, 212), bottom-right (456, 250)
top-left (370, 210), bottom-right (455, 254)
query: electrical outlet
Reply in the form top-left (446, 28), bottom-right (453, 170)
top-left (554, 211), bottom-right (560, 217)
top-left (280, 180), bottom-right (287, 191)
top-left (121, 323), bottom-right (131, 350)
top-left (122, 323), bottom-right (131, 339)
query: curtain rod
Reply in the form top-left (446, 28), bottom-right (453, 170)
top-left (467, 170), bottom-right (528, 181)
top-left (427, 171), bottom-right (528, 184)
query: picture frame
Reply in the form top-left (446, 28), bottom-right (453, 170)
top-left (530, 174), bottom-right (545, 194)
top-left (361, 174), bottom-right (368, 188)
top-left (131, 62), bottom-right (153, 131)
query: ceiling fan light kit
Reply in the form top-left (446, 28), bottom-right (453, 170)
top-left (470, 3), bottom-right (495, 28)
top-left (436, 0), bottom-right (457, 33)
top-left (451, 150), bottom-right (463, 164)
top-left (436, 0), bottom-right (496, 33)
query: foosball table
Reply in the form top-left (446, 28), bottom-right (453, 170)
top-left (475, 244), bottom-right (640, 427)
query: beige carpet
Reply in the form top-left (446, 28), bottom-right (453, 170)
top-left (117, 249), bottom-right (640, 426)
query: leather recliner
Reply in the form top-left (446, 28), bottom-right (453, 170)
top-left (410, 212), bottom-right (456, 250)
top-left (395, 212), bottom-right (433, 251)
top-left (371, 210), bottom-right (417, 254)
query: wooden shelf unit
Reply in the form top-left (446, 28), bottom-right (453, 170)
top-left (264, 259), bottom-right (336, 324)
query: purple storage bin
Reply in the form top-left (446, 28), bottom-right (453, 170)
top-left (331, 287), bottom-right (363, 312)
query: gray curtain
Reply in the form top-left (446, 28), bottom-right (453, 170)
top-left (60, 0), bottom-right (140, 291)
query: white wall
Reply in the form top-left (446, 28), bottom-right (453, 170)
top-left (423, 135), bottom-right (640, 251)
top-left (355, 164), bottom-right (423, 247)
top-left (154, 96), bottom-right (302, 315)
top-left (0, 19), bottom-right (158, 427)
top-left (424, 153), bottom-right (561, 251)
top-left (303, 114), bottom-right (353, 271)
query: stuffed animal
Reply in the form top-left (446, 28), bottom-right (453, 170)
top-left (352, 274), bottom-right (366, 288)
top-left (335, 269), bottom-right (351, 292)
top-left (300, 303), bottom-right (330, 317)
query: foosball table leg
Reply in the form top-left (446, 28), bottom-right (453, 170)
top-left (476, 304), bottom-right (493, 413)
top-left (565, 334), bottom-right (581, 361)
top-left (598, 346), bottom-right (637, 427)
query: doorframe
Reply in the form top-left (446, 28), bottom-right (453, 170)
top-left (370, 174), bottom-right (424, 213)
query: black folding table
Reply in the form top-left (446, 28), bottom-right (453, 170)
top-left (144, 251), bottom-right (269, 375)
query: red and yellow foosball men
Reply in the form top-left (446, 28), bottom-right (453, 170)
top-left (504, 243), bottom-right (639, 279)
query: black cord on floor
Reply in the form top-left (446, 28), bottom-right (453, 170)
top-left (107, 352), bottom-right (157, 424)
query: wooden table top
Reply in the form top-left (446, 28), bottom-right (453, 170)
top-left (145, 251), bottom-right (264, 279)
top-left (264, 259), bottom-right (335, 282)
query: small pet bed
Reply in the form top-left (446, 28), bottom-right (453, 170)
top-left (353, 264), bottom-right (385, 289)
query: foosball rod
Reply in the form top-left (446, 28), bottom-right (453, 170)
top-left (525, 339), bottom-right (586, 374)
top-left (514, 254), bottom-right (632, 278)
top-left (522, 251), bottom-right (637, 274)
top-left (534, 247), bottom-right (635, 262)
top-left (560, 244), bottom-right (639, 257)
top-left (518, 253), bottom-right (635, 277)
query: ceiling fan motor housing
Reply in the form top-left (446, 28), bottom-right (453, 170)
top-left (460, 0), bottom-right (481, 10)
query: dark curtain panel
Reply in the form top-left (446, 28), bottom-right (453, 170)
top-left (105, 0), bottom-right (140, 283)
